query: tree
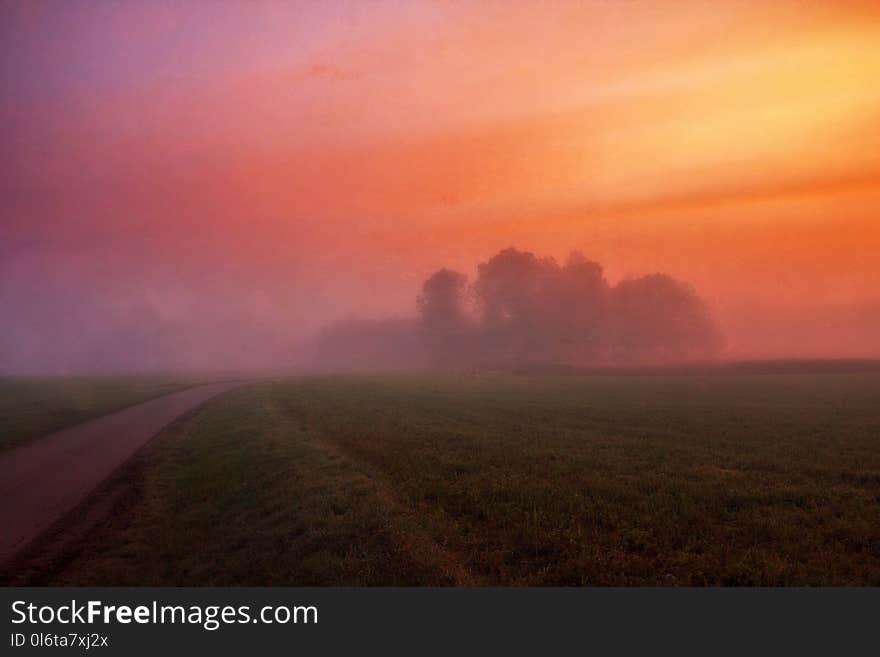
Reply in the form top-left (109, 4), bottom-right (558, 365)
top-left (554, 251), bottom-right (609, 363)
top-left (418, 268), bottom-right (470, 365)
top-left (471, 248), bottom-right (555, 363)
top-left (609, 273), bottom-right (722, 362)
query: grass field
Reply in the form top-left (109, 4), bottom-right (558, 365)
top-left (0, 377), bottom-right (196, 451)
top-left (48, 371), bottom-right (880, 586)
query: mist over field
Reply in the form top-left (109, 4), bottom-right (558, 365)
top-left (1, 233), bottom-right (878, 374)
top-left (2, 236), bottom-right (878, 374)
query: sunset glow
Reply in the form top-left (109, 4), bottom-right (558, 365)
top-left (2, 0), bottom-right (879, 371)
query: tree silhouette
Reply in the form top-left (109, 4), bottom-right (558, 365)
top-left (418, 268), bottom-right (471, 365)
top-left (609, 273), bottom-right (722, 362)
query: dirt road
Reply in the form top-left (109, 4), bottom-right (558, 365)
top-left (0, 381), bottom-right (245, 564)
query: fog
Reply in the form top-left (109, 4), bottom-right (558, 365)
top-left (1, 237), bottom-right (878, 374)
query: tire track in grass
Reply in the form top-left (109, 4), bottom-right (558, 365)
top-left (293, 408), bottom-right (479, 586)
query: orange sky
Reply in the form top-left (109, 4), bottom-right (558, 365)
top-left (2, 0), bottom-right (879, 369)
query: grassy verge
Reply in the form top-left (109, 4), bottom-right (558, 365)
top-left (0, 377), bottom-right (202, 451)
top-left (54, 373), bottom-right (880, 585)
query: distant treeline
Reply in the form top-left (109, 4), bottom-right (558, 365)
top-left (315, 247), bottom-right (723, 370)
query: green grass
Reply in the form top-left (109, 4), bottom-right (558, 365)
top-left (0, 377), bottom-right (196, 451)
top-left (55, 372), bottom-right (880, 585)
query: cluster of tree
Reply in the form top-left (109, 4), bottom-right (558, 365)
top-left (316, 247), bottom-right (722, 370)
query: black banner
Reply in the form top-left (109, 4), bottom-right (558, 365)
top-left (2, 588), bottom-right (876, 654)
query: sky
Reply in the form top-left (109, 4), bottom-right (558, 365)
top-left (2, 0), bottom-right (879, 371)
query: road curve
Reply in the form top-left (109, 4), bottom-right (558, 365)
top-left (0, 381), bottom-right (246, 563)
